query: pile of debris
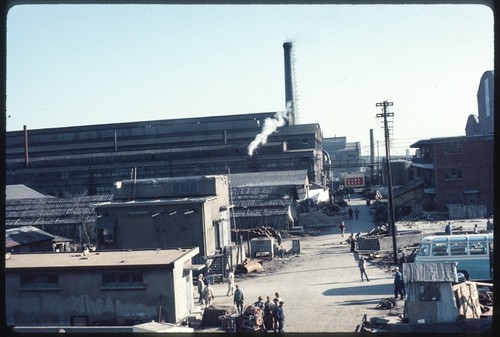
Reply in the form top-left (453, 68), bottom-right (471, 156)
top-left (298, 208), bottom-right (338, 228)
top-left (218, 304), bottom-right (265, 333)
top-left (236, 258), bottom-right (265, 274)
top-left (232, 226), bottom-right (282, 244)
top-left (400, 211), bottom-right (448, 221)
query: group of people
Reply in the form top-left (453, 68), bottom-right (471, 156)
top-left (357, 257), bottom-right (406, 299)
top-left (199, 270), bottom-right (286, 332)
top-left (232, 282), bottom-right (286, 332)
top-left (253, 292), bottom-right (286, 332)
top-left (446, 219), bottom-right (494, 235)
top-left (347, 207), bottom-right (360, 220)
top-left (197, 274), bottom-right (215, 307)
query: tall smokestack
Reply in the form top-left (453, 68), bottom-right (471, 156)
top-left (23, 125), bottom-right (29, 167)
top-left (283, 42), bottom-right (296, 125)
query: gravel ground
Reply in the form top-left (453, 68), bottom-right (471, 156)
top-left (194, 196), bottom-right (491, 333)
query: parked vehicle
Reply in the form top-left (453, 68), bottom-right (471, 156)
top-left (414, 233), bottom-right (493, 281)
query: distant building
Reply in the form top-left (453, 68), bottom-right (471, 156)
top-left (5, 225), bottom-right (73, 253)
top-left (6, 114), bottom-right (324, 197)
top-left (465, 70), bottom-right (494, 136)
top-left (5, 192), bottom-right (112, 248)
top-left (322, 136), bottom-right (363, 181)
top-left (229, 170), bottom-right (308, 230)
top-left (6, 184), bottom-right (54, 200)
top-left (410, 135), bottom-right (493, 217)
top-left (95, 175), bottom-right (231, 264)
top-left (5, 248), bottom-right (199, 327)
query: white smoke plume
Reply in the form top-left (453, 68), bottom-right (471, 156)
top-left (247, 103), bottom-right (291, 156)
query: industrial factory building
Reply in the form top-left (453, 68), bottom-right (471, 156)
top-left (6, 113), bottom-right (324, 197)
top-left (94, 175), bottom-right (231, 265)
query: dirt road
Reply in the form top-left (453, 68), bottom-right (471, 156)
top-left (205, 196), bottom-right (397, 333)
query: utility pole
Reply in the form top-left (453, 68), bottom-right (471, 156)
top-left (376, 101), bottom-right (398, 265)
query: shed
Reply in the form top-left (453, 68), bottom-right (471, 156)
top-left (403, 262), bottom-right (459, 324)
top-left (5, 225), bottom-right (73, 253)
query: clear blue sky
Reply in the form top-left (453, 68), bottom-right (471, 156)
top-left (6, 3), bottom-right (494, 155)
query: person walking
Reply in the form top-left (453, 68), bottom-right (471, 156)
top-left (393, 267), bottom-right (406, 299)
top-left (263, 295), bottom-right (274, 331)
top-left (357, 256), bottom-right (370, 282)
top-left (445, 222), bottom-right (452, 235)
top-left (354, 207), bottom-right (360, 220)
top-left (202, 281), bottom-right (215, 307)
top-left (226, 267), bottom-right (235, 296)
top-left (348, 207), bottom-right (353, 220)
top-left (275, 301), bottom-right (285, 332)
top-left (197, 274), bottom-right (204, 304)
top-left (339, 222), bottom-right (346, 238)
top-left (234, 284), bottom-right (244, 314)
top-left (349, 233), bottom-right (356, 252)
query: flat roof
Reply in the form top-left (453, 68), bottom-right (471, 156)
top-left (5, 247), bottom-right (199, 270)
top-left (95, 196), bottom-right (216, 208)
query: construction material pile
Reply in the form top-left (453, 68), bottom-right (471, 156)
top-left (400, 211), bottom-right (448, 221)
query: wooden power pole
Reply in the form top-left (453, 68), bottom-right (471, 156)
top-left (376, 100), bottom-right (398, 265)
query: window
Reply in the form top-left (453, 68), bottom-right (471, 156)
top-left (102, 271), bottom-right (144, 289)
top-left (20, 272), bottom-right (59, 290)
top-left (449, 238), bottom-right (468, 255)
top-left (469, 239), bottom-right (487, 255)
top-left (443, 142), bottom-right (461, 155)
top-left (102, 228), bottom-right (115, 243)
top-left (419, 283), bottom-right (441, 301)
top-left (444, 167), bottom-right (462, 180)
top-left (417, 243), bottom-right (430, 256)
top-left (431, 242), bottom-right (448, 256)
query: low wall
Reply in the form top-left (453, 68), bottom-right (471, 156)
top-left (358, 230), bottom-right (423, 251)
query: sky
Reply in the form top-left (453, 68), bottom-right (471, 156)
top-left (6, 3), bottom-right (494, 156)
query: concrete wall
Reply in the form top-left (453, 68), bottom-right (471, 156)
top-left (358, 231), bottom-right (423, 252)
top-left (5, 266), bottom-right (185, 326)
top-left (104, 204), bottom-right (203, 250)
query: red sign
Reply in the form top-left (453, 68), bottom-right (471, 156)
top-left (345, 176), bottom-right (365, 187)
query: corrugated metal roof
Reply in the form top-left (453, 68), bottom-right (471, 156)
top-left (5, 226), bottom-right (56, 248)
top-left (403, 262), bottom-right (458, 283)
top-left (6, 185), bottom-right (54, 200)
top-left (229, 170), bottom-right (308, 187)
top-left (5, 195), bottom-right (113, 227)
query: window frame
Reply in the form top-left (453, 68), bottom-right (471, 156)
top-left (19, 272), bottom-right (61, 291)
top-left (101, 270), bottom-right (146, 290)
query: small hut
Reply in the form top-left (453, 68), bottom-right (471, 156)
top-left (403, 262), bottom-right (459, 324)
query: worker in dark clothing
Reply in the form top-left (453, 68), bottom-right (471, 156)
top-left (254, 296), bottom-right (265, 310)
top-left (445, 222), bottom-right (452, 235)
top-left (263, 295), bottom-right (274, 331)
top-left (272, 298), bottom-right (280, 331)
top-left (394, 267), bottom-right (406, 299)
top-left (349, 233), bottom-right (356, 252)
top-left (233, 284), bottom-right (244, 314)
top-left (275, 301), bottom-right (285, 332)
top-left (348, 207), bottom-right (353, 220)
